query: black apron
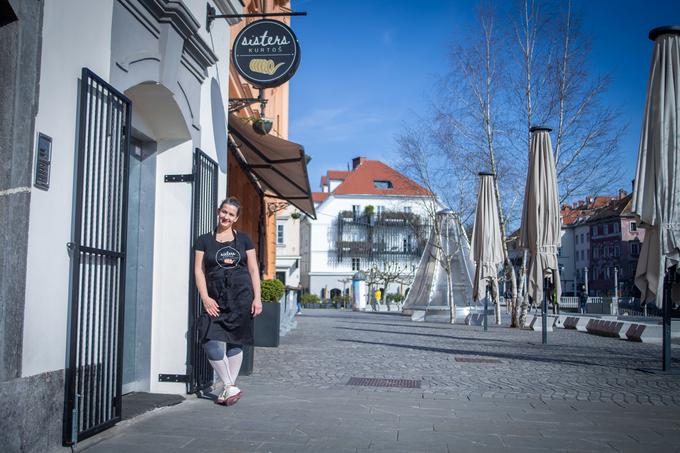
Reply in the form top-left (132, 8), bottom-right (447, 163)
top-left (197, 233), bottom-right (254, 345)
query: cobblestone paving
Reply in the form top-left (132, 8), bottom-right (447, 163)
top-left (249, 310), bottom-right (680, 406)
top-left (82, 309), bottom-right (680, 453)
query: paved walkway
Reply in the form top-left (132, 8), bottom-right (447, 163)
top-left (80, 310), bottom-right (680, 452)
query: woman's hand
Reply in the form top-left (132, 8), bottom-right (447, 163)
top-left (202, 297), bottom-right (220, 317)
top-left (251, 299), bottom-right (263, 317)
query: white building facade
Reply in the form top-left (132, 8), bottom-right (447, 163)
top-left (275, 203), bottom-right (304, 288)
top-left (300, 158), bottom-right (433, 300)
top-left (1, 0), bottom-right (242, 449)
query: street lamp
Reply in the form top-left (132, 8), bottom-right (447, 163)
top-left (613, 266), bottom-right (619, 316)
top-left (584, 266), bottom-right (589, 296)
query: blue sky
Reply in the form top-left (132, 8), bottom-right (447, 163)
top-left (289, 0), bottom-right (679, 195)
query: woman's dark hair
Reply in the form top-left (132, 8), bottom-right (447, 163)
top-left (218, 197), bottom-right (241, 215)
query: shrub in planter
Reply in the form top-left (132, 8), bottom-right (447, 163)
top-left (254, 279), bottom-right (284, 347)
top-left (386, 293), bottom-right (404, 303)
top-left (301, 293), bottom-right (320, 308)
top-left (261, 279), bottom-right (285, 302)
top-left (332, 295), bottom-right (352, 309)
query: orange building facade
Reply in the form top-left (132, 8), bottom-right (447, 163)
top-left (227, 0), bottom-right (313, 279)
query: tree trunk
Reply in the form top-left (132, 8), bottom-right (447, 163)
top-left (447, 270), bottom-right (455, 324)
top-left (518, 250), bottom-right (529, 327)
top-left (491, 277), bottom-right (501, 325)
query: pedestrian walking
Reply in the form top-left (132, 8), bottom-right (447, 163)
top-left (579, 284), bottom-right (588, 314)
top-left (194, 197), bottom-right (262, 406)
top-left (295, 285), bottom-right (302, 315)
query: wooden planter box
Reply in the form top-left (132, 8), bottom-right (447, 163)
top-left (253, 301), bottom-right (280, 347)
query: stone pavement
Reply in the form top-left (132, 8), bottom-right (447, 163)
top-left (80, 310), bottom-right (680, 452)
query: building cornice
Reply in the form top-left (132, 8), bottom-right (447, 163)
top-left (130, 0), bottom-right (218, 81)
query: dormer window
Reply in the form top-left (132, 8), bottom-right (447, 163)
top-left (374, 180), bottom-right (393, 189)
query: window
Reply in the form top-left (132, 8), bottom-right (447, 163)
top-left (593, 247), bottom-right (599, 259)
top-left (580, 250), bottom-right (585, 261)
top-left (630, 221), bottom-right (637, 232)
top-left (614, 245), bottom-right (620, 257)
top-left (575, 235), bottom-right (579, 245)
top-left (351, 258), bottom-right (361, 271)
top-left (631, 242), bottom-right (640, 256)
top-left (591, 226), bottom-right (597, 237)
top-left (352, 205), bottom-right (360, 218)
top-left (614, 223), bottom-right (620, 233)
top-left (597, 225), bottom-right (604, 236)
top-left (276, 223), bottom-right (285, 245)
top-left (404, 206), bottom-right (412, 214)
top-left (377, 205), bottom-right (384, 216)
top-left (403, 234), bottom-right (413, 253)
top-left (373, 180), bottom-right (393, 189)
top-left (581, 233), bottom-right (585, 243)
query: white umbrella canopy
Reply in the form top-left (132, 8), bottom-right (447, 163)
top-left (633, 26), bottom-right (680, 308)
top-left (518, 127), bottom-right (562, 306)
top-left (471, 173), bottom-right (504, 302)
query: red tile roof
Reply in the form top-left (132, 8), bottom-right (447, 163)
top-left (320, 175), bottom-right (327, 186)
top-left (327, 170), bottom-right (350, 180)
top-left (560, 193), bottom-right (632, 226)
top-left (312, 192), bottom-right (329, 203)
top-left (330, 159), bottom-right (431, 197)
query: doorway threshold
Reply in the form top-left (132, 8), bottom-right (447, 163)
top-left (121, 392), bottom-right (185, 421)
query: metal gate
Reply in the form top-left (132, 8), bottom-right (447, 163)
top-left (64, 68), bottom-right (131, 445)
top-left (186, 149), bottom-right (219, 394)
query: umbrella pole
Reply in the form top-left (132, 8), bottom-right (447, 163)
top-left (662, 266), bottom-right (676, 372)
top-left (484, 282), bottom-right (489, 332)
top-left (542, 278), bottom-right (548, 344)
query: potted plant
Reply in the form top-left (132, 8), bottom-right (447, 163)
top-left (254, 279), bottom-right (285, 347)
top-left (301, 293), bottom-right (320, 308)
top-left (252, 117), bottom-right (273, 135)
top-left (364, 205), bottom-right (375, 225)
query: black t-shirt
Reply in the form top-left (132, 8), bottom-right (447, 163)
top-left (194, 230), bottom-right (255, 275)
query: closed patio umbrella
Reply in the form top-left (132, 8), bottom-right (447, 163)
top-left (632, 26), bottom-right (680, 372)
top-left (518, 127), bottom-right (561, 344)
top-left (471, 172), bottom-right (504, 330)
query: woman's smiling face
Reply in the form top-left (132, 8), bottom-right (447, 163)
top-left (218, 203), bottom-right (239, 227)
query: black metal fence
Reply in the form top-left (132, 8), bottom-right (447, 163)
top-left (64, 68), bottom-right (131, 445)
top-left (186, 149), bottom-right (219, 394)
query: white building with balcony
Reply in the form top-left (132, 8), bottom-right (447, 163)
top-left (300, 157), bottom-right (434, 299)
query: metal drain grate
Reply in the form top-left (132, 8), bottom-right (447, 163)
top-left (347, 377), bottom-right (421, 388)
top-left (455, 357), bottom-right (500, 363)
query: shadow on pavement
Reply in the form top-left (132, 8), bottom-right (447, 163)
top-left (334, 326), bottom-right (508, 343)
top-left (335, 338), bottom-right (667, 370)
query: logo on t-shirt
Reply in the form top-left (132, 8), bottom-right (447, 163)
top-left (215, 246), bottom-right (241, 269)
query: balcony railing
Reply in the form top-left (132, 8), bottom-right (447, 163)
top-left (335, 210), bottom-right (429, 260)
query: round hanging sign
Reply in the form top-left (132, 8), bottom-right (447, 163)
top-left (232, 19), bottom-right (301, 88)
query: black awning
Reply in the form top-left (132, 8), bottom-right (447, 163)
top-left (228, 114), bottom-right (316, 219)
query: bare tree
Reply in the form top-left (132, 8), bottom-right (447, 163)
top-left (396, 1), bottom-right (626, 327)
top-left (395, 131), bottom-right (475, 324)
top-left (507, 0), bottom-right (625, 325)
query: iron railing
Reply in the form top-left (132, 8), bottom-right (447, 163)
top-left (335, 211), bottom-right (429, 261)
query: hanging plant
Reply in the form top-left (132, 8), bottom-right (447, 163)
top-left (290, 211), bottom-right (302, 220)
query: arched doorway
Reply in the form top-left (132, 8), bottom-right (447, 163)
top-left (121, 82), bottom-right (191, 394)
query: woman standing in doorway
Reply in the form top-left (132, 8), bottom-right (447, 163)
top-left (194, 197), bottom-right (262, 406)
